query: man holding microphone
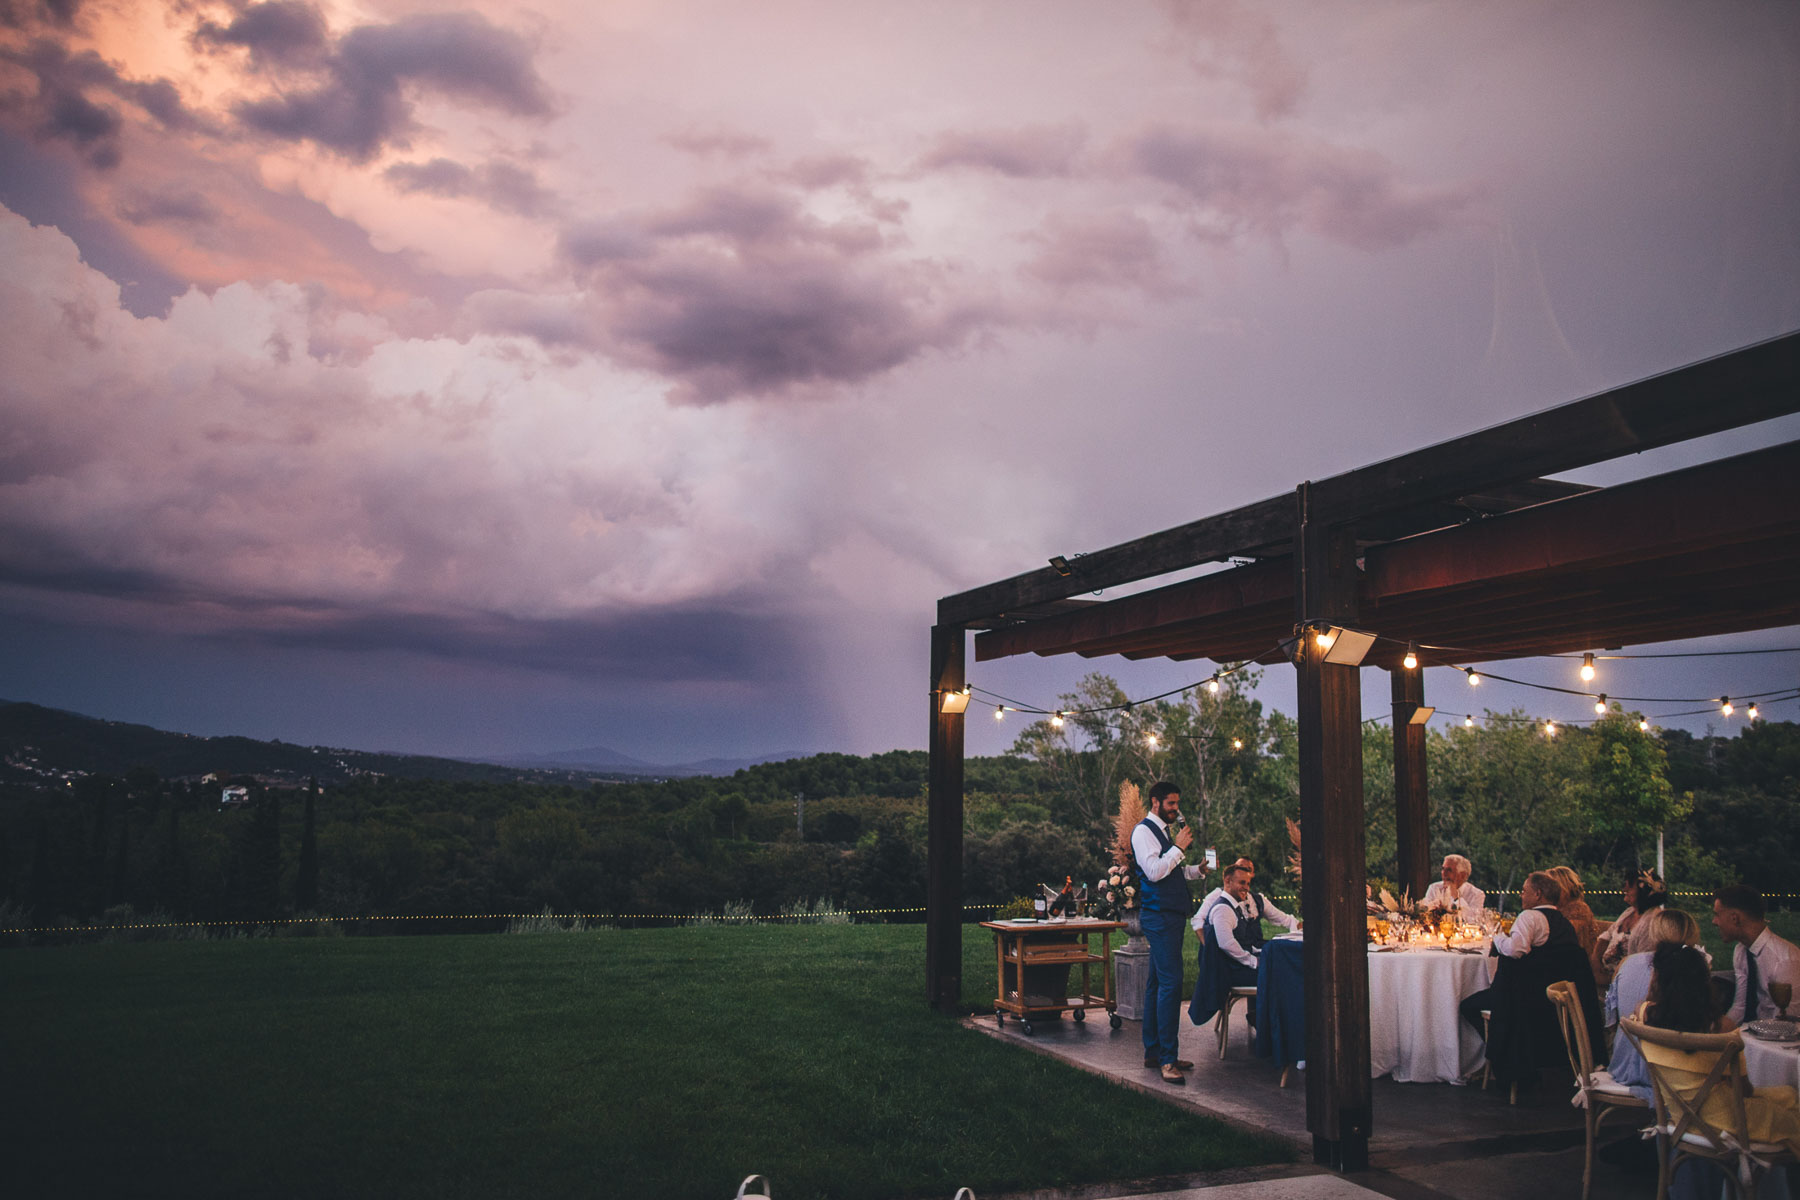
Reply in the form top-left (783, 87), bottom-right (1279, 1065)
top-left (1132, 780), bottom-right (1208, 1084)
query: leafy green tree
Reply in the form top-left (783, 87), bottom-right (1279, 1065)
top-left (1580, 708), bottom-right (1684, 872)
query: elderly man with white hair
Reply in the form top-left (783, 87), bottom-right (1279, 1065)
top-left (1421, 854), bottom-right (1486, 913)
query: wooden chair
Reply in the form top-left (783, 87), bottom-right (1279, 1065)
top-left (1215, 985), bottom-right (1257, 1058)
top-left (1548, 981), bottom-right (1648, 1200)
top-left (1619, 1016), bottom-right (1798, 1200)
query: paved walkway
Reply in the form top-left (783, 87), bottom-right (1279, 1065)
top-left (963, 1005), bottom-right (1658, 1200)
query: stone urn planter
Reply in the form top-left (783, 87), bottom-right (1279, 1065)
top-left (1111, 911), bottom-right (1149, 1020)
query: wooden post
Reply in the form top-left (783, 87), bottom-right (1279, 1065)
top-left (1294, 486), bottom-right (1372, 1171)
top-left (1391, 668), bottom-right (1431, 904)
top-left (926, 624), bottom-right (966, 1011)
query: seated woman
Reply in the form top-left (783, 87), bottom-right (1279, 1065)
top-left (1605, 909), bottom-right (1705, 1102)
top-left (1601, 869), bottom-right (1667, 974)
top-left (1548, 865), bottom-right (1601, 973)
top-left (1634, 943), bottom-right (1800, 1186)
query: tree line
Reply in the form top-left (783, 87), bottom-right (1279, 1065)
top-left (0, 677), bottom-right (1793, 938)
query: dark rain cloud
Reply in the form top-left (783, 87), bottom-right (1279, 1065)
top-left (386, 156), bottom-right (551, 217)
top-left (555, 184), bottom-right (986, 404)
top-left (227, 10), bottom-right (553, 161)
top-left (193, 0), bottom-right (330, 68)
top-left (0, 39), bottom-right (199, 168)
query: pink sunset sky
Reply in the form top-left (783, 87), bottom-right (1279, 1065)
top-left (1, 0), bottom-right (1796, 763)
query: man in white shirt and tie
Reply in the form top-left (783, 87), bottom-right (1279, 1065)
top-left (1713, 884), bottom-right (1799, 1022)
top-left (1421, 854), bottom-right (1486, 914)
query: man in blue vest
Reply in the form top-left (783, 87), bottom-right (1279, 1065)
top-left (1188, 863), bottom-right (1268, 1032)
top-left (1132, 780), bottom-right (1205, 1084)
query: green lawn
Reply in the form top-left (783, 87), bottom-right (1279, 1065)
top-left (1, 925), bottom-right (1290, 1199)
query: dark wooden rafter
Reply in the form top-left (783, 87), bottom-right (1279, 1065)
top-left (942, 330), bottom-right (1798, 630)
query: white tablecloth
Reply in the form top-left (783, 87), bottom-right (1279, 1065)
top-left (1367, 946), bottom-right (1492, 1084)
top-left (1742, 1030), bottom-right (1800, 1092)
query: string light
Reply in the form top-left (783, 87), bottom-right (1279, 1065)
top-left (1580, 652), bottom-right (1597, 683)
top-left (1544, 720), bottom-right (1557, 737)
top-left (1466, 669), bottom-right (1481, 686)
top-left (1315, 629), bottom-right (1335, 649)
top-left (1639, 719), bottom-right (1651, 732)
top-left (1050, 711), bottom-right (1065, 728)
top-left (1748, 703), bottom-right (1759, 721)
top-left (994, 706), bottom-right (1006, 721)
top-left (1231, 737), bottom-right (1244, 750)
top-left (1594, 694), bottom-right (1607, 715)
top-left (1720, 697), bottom-right (1733, 717)
top-left (1465, 714), bottom-right (1475, 728)
top-left (1144, 732), bottom-right (1159, 749)
top-left (1206, 678), bottom-right (1220, 695)
top-left (1403, 643), bottom-right (1419, 671)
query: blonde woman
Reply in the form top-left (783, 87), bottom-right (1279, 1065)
top-left (1547, 866), bottom-right (1601, 971)
top-left (1605, 908), bottom-right (1705, 1102)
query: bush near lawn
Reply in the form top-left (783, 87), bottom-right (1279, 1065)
top-left (2, 924), bottom-right (1291, 1200)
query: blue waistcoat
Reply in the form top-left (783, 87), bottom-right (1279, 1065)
top-left (1134, 818), bottom-right (1192, 917)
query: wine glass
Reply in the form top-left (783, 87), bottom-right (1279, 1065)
top-left (1771, 981), bottom-right (1794, 1020)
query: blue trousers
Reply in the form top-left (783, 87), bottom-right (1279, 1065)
top-left (1139, 908), bottom-right (1184, 1065)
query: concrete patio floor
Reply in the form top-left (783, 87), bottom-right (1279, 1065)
top-left (962, 1006), bottom-right (1662, 1200)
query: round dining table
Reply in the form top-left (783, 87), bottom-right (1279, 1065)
top-left (1741, 1025), bottom-right (1800, 1092)
top-left (1253, 935), bottom-right (1494, 1084)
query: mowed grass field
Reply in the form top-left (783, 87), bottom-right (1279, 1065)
top-left (1, 925), bottom-right (1290, 1199)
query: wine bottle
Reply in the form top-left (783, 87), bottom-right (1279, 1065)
top-left (1034, 887), bottom-right (1047, 921)
top-left (1059, 875), bottom-right (1074, 918)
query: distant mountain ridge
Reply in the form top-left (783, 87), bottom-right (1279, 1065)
top-left (0, 700), bottom-right (802, 786)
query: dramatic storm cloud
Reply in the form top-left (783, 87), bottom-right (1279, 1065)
top-left (0, 0), bottom-right (1794, 760)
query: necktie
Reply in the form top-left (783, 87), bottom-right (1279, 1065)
top-left (1743, 945), bottom-right (1761, 1022)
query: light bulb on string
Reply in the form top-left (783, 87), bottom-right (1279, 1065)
top-left (993, 706), bottom-right (1006, 721)
top-left (1639, 719), bottom-right (1651, 733)
top-left (1747, 703), bottom-right (1760, 721)
top-left (1144, 732), bottom-right (1159, 749)
top-left (1205, 678), bottom-right (1220, 695)
top-left (1544, 720), bottom-right (1557, 737)
top-left (1464, 714), bottom-right (1475, 728)
top-left (1594, 694), bottom-right (1607, 715)
top-left (1231, 737), bottom-right (1244, 751)
top-left (1466, 669), bottom-right (1481, 687)
top-left (1402, 643), bottom-right (1419, 671)
top-left (1050, 712), bottom-right (1065, 729)
top-left (1720, 697), bottom-right (1733, 718)
top-left (1580, 652), bottom-right (1596, 683)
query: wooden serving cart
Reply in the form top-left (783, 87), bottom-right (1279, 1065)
top-left (980, 918), bottom-right (1125, 1034)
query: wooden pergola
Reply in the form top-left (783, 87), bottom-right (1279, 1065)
top-left (927, 330), bottom-right (1800, 1170)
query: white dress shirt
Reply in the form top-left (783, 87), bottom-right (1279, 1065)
top-left (1735, 926), bottom-right (1800, 1022)
top-left (1492, 905), bottom-right (1557, 957)
top-left (1422, 879), bottom-right (1487, 912)
top-left (1130, 813), bottom-right (1203, 885)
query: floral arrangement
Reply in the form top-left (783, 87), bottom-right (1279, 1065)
top-left (1090, 781), bottom-right (1145, 920)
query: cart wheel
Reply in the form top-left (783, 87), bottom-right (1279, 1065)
top-left (1022, 1020), bottom-right (1035, 1036)
top-left (1109, 1013), bottom-right (1122, 1030)
top-left (1072, 1007), bottom-right (1086, 1022)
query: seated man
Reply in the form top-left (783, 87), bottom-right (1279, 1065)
top-left (1713, 883), bottom-right (1800, 1023)
top-left (1459, 871), bottom-right (1603, 1086)
top-left (1187, 863), bottom-right (1268, 1028)
top-left (1421, 854), bottom-right (1486, 915)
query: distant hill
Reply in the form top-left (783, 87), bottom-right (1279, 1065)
top-left (0, 701), bottom-right (660, 787)
top-left (485, 745), bottom-right (813, 777)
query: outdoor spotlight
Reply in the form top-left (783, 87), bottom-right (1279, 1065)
top-left (1314, 624), bottom-right (1375, 666)
top-left (1580, 652), bottom-right (1596, 683)
top-left (1049, 555), bottom-right (1073, 576)
top-left (1408, 706), bottom-right (1435, 725)
top-left (939, 687), bottom-right (971, 715)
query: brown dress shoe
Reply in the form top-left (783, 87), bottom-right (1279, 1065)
top-left (1160, 1064), bottom-right (1186, 1085)
top-left (1145, 1055), bottom-right (1195, 1069)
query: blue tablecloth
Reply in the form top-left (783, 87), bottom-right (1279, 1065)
top-left (1253, 937), bottom-right (1306, 1065)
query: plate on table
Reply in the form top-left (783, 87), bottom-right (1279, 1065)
top-left (1745, 1019), bottom-right (1800, 1043)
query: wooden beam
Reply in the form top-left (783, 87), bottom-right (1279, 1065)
top-left (1391, 668), bottom-right (1430, 903)
top-left (926, 625), bottom-right (965, 1012)
top-left (1310, 331), bottom-right (1800, 524)
top-left (1294, 490), bottom-right (1372, 1171)
top-left (939, 495), bottom-right (1295, 628)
